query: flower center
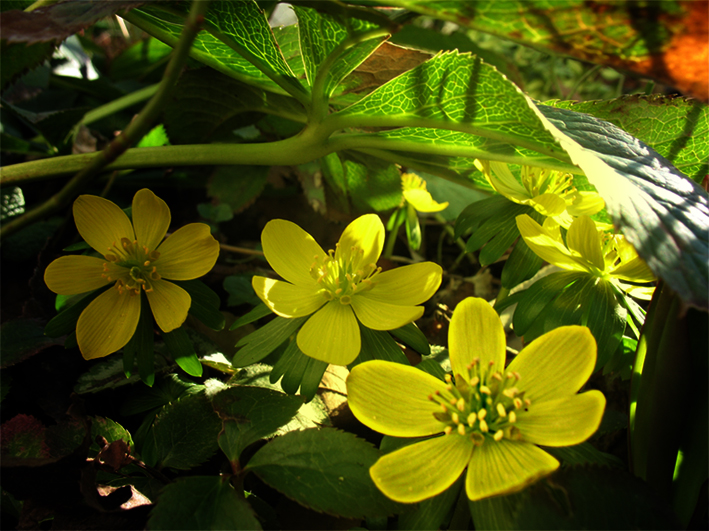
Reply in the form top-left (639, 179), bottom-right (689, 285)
top-left (309, 243), bottom-right (381, 305)
top-left (428, 359), bottom-right (531, 446)
top-left (522, 166), bottom-right (575, 201)
top-left (102, 237), bottom-right (161, 295)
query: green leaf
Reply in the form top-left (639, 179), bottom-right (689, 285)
top-left (162, 325), bottom-right (203, 378)
top-left (147, 476), bottom-right (261, 531)
top-left (547, 96), bottom-right (708, 184)
top-left (469, 465), bottom-right (679, 530)
top-left (350, 324), bottom-right (409, 367)
top-left (223, 275), bottom-right (261, 307)
top-left (534, 103), bottom-right (709, 310)
top-left (44, 286), bottom-right (109, 338)
top-left (172, 279), bottom-right (225, 331)
top-left (1, 41), bottom-right (55, 91)
top-left (212, 385), bottom-right (305, 462)
top-left (230, 303), bottom-right (272, 329)
top-left (398, 472), bottom-right (464, 531)
top-left (332, 51), bottom-right (566, 161)
top-left (269, 338), bottom-right (328, 400)
top-left (293, 5), bottom-right (386, 97)
top-left (140, 390), bottom-right (221, 470)
top-left (246, 428), bottom-right (404, 518)
top-left (127, 1), bottom-right (308, 100)
top-left (339, 152), bottom-right (403, 212)
top-left (390, 322), bottom-right (430, 356)
top-left (541, 442), bottom-right (624, 469)
top-left (124, 294), bottom-right (157, 385)
top-left (512, 271), bottom-right (583, 336)
top-left (163, 68), bottom-right (306, 144)
top-left (232, 315), bottom-right (308, 367)
top-left (208, 164), bottom-right (271, 214)
top-left (120, 373), bottom-right (202, 416)
top-left (89, 416), bottom-right (134, 457)
top-left (1, 186), bottom-right (25, 220)
top-left (500, 236), bottom-right (544, 291)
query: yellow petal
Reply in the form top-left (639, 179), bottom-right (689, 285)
top-left (252, 276), bottom-right (325, 317)
top-left (154, 223), bottom-right (219, 280)
top-left (145, 279), bottom-right (191, 333)
top-left (362, 262), bottom-right (442, 305)
top-left (465, 439), bottom-right (558, 501)
top-left (335, 214), bottom-right (384, 267)
top-left (347, 360), bottom-right (450, 437)
top-left (44, 255), bottom-right (112, 295)
top-left (531, 193), bottom-right (566, 217)
top-left (350, 295), bottom-right (423, 331)
top-left (514, 391), bottom-right (605, 447)
top-left (566, 215), bottom-right (605, 271)
top-left (73, 195), bottom-right (134, 256)
top-left (371, 434), bottom-right (473, 503)
top-left (516, 214), bottom-right (588, 272)
top-left (404, 188), bottom-right (449, 213)
top-left (488, 161), bottom-right (528, 202)
top-left (76, 287), bottom-right (141, 359)
top-left (566, 190), bottom-right (605, 216)
top-left (297, 302), bottom-right (360, 365)
top-left (261, 219), bottom-right (325, 286)
top-left (506, 325), bottom-right (596, 403)
top-left (132, 189), bottom-right (170, 250)
top-left (449, 297), bottom-right (506, 380)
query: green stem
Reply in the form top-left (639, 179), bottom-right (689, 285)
top-left (25, 0), bottom-right (60, 11)
top-left (493, 286), bottom-right (510, 310)
top-left (0, 0), bottom-right (210, 241)
top-left (383, 210), bottom-right (405, 259)
top-left (82, 84), bottom-right (159, 126)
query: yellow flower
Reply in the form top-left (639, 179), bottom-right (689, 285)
top-left (44, 189), bottom-right (220, 360)
top-left (402, 173), bottom-right (448, 213)
top-left (347, 297), bottom-right (605, 503)
top-left (252, 214), bottom-right (442, 365)
top-left (516, 214), bottom-right (656, 299)
top-left (479, 160), bottom-right (605, 227)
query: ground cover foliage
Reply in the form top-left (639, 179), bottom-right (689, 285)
top-left (0, 1), bottom-right (707, 529)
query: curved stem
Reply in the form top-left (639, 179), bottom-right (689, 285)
top-left (1, 0), bottom-right (210, 241)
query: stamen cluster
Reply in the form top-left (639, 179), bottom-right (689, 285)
top-left (102, 237), bottom-right (161, 295)
top-left (428, 358), bottom-right (531, 446)
top-left (522, 166), bottom-right (576, 201)
top-left (310, 243), bottom-right (381, 305)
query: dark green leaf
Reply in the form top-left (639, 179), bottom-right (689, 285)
top-left (270, 339), bottom-right (328, 401)
top-left (542, 442), bottom-right (624, 469)
top-left (173, 279), bottom-right (225, 331)
top-left (213, 385), bottom-right (305, 461)
top-left (141, 391), bottom-right (221, 470)
top-left (390, 322), bottom-right (430, 356)
top-left (162, 325), bottom-right (203, 378)
top-left (124, 294), bottom-right (156, 386)
top-left (512, 271), bottom-right (583, 336)
top-left (500, 236), bottom-right (544, 290)
top-left (232, 315), bottom-right (307, 367)
top-left (147, 476), bottom-right (261, 531)
top-left (351, 325), bottom-right (409, 368)
top-left (89, 417), bottom-right (134, 457)
top-left (44, 285), bottom-right (110, 338)
top-left (398, 472), bottom-right (464, 531)
top-left (223, 275), bottom-right (260, 307)
top-left (208, 165), bottom-right (271, 214)
top-left (246, 428), bottom-right (404, 518)
top-left (229, 303), bottom-right (272, 329)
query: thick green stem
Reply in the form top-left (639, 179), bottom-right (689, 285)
top-left (1, 0), bottom-right (210, 241)
top-left (82, 84), bottom-right (159, 126)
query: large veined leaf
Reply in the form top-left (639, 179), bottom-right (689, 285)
top-left (124, 1), bottom-right (308, 100)
top-left (548, 95), bottom-right (709, 183)
top-left (532, 103), bottom-right (709, 310)
top-left (369, 0), bottom-right (708, 102)
top-left (293, 5), bottom-right (387, 98)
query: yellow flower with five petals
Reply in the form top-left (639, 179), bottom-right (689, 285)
top-left (44, 189), bottom-right (220, 360)
top-left (252, 214), bottom-right (442, 365)
top-left (347, 297), bottom-right (605, 503)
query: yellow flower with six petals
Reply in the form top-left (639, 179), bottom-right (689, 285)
top-left (44, 189), bottom-right (220, 360)
top-left (516, 214), bottom-right (656, 299)
top-left (347, 297), bottom-right (605, 503)
top-left (252, 214), bottom-right (442, 365)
